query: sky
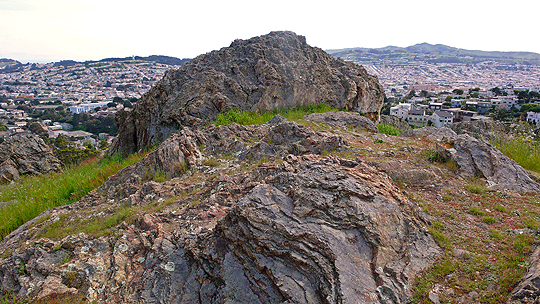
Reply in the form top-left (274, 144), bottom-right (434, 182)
top-left (1, 0), bottom-right (539, 63)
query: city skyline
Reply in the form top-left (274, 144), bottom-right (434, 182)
top-left (1, 0), bottom-right (540, 63)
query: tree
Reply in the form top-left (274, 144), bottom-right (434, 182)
top-left (490, 87), bottom-right (502, 96)
top-left (452, 89), bottom-right (464, 95)
top-left (112, 96), bottom-right (123, 103)
top-left (405, 89), bottom-right (416, 99)
top-left (445, 96), bottom-right (453, 102)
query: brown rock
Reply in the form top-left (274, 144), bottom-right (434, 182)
top-left (108, 31), bottom-right (384, 155)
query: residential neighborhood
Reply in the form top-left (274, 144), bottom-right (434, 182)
top-left (0, 59), bottom-right (183, 146)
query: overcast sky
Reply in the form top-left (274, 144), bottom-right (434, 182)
top-left (1, 0), bottom-right (539, 63)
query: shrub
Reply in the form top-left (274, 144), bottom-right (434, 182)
top-left (377, 123), bottom-right (401, 136)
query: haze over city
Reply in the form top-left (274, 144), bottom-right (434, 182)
top-left (1, 0), bottom-right (539, 63)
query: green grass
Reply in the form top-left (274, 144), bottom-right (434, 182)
top-left (37, 206), bottom-right (136, 240)
top-left (377, 123), bottom-right (401, 136)
top-left (213, 102), bottom-right (337, 126)
top-left (491, 137), bottom-right (540, 173)
top-left (0, 153), bottom-right (145, 241)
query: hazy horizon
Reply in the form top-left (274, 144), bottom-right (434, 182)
top-left (2, 0), bottom-right (539, 64)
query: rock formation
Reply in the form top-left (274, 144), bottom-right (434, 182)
top-left (0, 116), bottom-right (440, 304)
top-left (108, 31), bottom-right (384, 155)
top-left (379, 114), bottom-right (411, 132)
top-left (0, 134), bottom-right (62, 182)
top-left (437, 134), bottom-right (540, 193)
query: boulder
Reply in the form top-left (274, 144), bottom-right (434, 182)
top-left (0, 135), bottom-right (62, 182)
top-left (438, 134), bottom-right (540, 193)
top-left (379, 114), bottom-right (411, 132)
top-left (508, 246), bottom-right (540, 303)
top-left (108, 31), bottom-right (384, 155)
top-left (303, 111), bottom-right (379, 132)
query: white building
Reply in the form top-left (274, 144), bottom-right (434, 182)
top-left (69, 102), bottom-right (109, 114)
top-left (406, 107), bottom-right (428, 128)
top-left (527, 112), bottom-right (540, 126)
top-left (431, 111), bottom-right (454, 128)
top-left (390, 103), bottom-right (412, 120)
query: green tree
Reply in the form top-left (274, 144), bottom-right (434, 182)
top-left (452, 89), bottom-right (464, 95)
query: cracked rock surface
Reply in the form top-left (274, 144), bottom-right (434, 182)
top-left (0, 117), bottom-right (440, 303)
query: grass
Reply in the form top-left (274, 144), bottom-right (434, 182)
top-left (0, 291), bottom-right (93, 304)
top-left (36, 206), bottom-right (136, 240)
top-left (213, 102), bottom-right (337, 126)
top-left (490, 136), bottom-right (540, 173)
top-left (377, 123), bottom-right (401, 136)
top-left (0, 153), bottom-right (146, 241)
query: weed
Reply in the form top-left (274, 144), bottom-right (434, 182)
top-left (203, 158), bottom-right (221, 167)
top-left (377, 123), bottom-right (401, 136)
top-left (442, 195), bottom-right (452, 202)
top-left (469, 207), bottom-right (486, 216)
top-left (214, 102), bottom-right (337, 126)
top-left (494, 205), bottom-right (507, 212)
top-left (490, 136), bottom-right (540, 173)
top-left (0, 152), bottom-right (145, 241)
top-left (482, 216), bottom-right (497, 224)
top-left (465, 180), bottom-right (486, 194)
top-left (373, 138), bottom-right (385, 144)
top-left (58, 253), bottom-right (71, 266)
top-left (423, 148), bottom-right (445, 163)
top-left (37, 206), bottom-right (136, 240)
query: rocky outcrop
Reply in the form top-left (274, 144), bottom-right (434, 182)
top-left (451, 120), bottom-right (506, 139)
top-left (400, 127), bottom-right (457, 142)
top-left (437, 134), bottom-right (540, 193)
top-left (0, 117), bottom-right (440, 304)
top-left (109, 31), bottom-right (384, 155)
top-left (379, 114), bottom-right (411, 132)
top-left (303, 111), bottom-right (379, 132)
top-left (509, 246), bottom-right (540, 303)
top-left (0, 135), bottom-right (62, 182)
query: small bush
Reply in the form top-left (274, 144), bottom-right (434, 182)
top-left (214, 102), bottom-right (337, 126)
top-left (495, 205), bottom-right (507, 212)
top-left (373, 139), bottom-right (385, 144)
top-left (482, 216), bottom-right (497, 224)
top-left (469, 207), bottom-right (486, 216)
top-left (377, 123), bottom-right (401, 136)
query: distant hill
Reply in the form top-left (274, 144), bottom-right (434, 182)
top-left (327, 43), bottom-right (540, 65)
top-left (0, 58), bottom-right (24, 73)
top-left (93, 55), bottom-right (190, 66)
top-left (0, 55), bottom-right (191, 73)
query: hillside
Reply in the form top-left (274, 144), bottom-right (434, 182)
top-left (327, 43), bottom-right (540, 65)
top-left (0, 112), bottom-right (540, 303)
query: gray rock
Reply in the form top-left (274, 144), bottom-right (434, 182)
top-left (379, 114), bottom-right (411, 132)
top-left (303, 111), bottom-right (379, 132)
top-left (108, 31), bottom-right (384, 155)
top-left (440, 134), bottom-right (540, 193)
top-left (508, 246), bottom-right (540, 303)
top-left (0, 134), bottom-right (62, 182)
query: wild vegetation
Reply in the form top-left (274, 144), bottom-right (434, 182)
top-left (0, 152), bottom-right (145, 240)
top-left (491, 136), bottom-right (540, 174)
top-left (214, 103), bottom-right (337, 126)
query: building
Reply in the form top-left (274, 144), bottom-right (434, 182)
top-left (477, 102), bottom-right (492, 115)
top-left (69, 102), bottom-right (109, 114)
top-left (406, 107), bottom-right (428, 128)
top-left (527, 112), bottom-right (540, 126)
top-left (431, 111), bottom-right (454, 128)
top-left (428, 102), bottom-right (443, 110)
top-left (390, 103), bottom-right (412, 120)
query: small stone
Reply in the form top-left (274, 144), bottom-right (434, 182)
top-left (428, 290), bottom-right (440, 304)
top-left (80, 246), bottom-right (89, 254)
top-left (137, 257), bottom-right (145, 263)
top-left (118, 244), bottom-right (128, 253)
top-left (164, 262), bottom-right (175, 272)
